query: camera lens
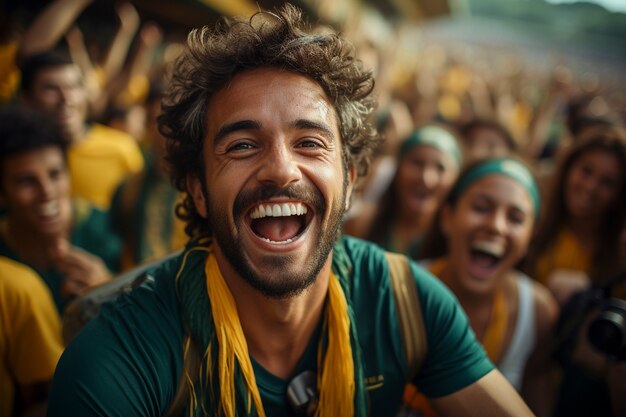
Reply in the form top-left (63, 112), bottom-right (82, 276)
top-left (588, 304), bottom-right (626, 358)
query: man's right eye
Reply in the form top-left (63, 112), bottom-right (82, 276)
top-left (227, 142), bottom-right (254, 152)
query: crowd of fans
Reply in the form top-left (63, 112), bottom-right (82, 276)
top-left (0, 1), bottom-right (624, 416)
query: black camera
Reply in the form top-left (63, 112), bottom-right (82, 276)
top-left (554, 270), bottom-right (626, 363)
top-left (588, 297), bottom-right (626, 361)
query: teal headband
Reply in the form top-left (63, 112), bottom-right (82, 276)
top-left (449, 158), bottom-right (540, 217)
top-left (398, 125), bottom-right (462, 165)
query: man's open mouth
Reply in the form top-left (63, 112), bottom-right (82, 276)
top-left (248, 202), bottom-right (312, 244)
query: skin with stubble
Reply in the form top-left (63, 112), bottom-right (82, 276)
top-left (188, 68), bottom-right (354, 300)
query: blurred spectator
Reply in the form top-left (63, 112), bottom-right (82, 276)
top-left (524, 125), bottom-right (626, 304)
top-left (0, 106), bottom-right (121, 312)
top-left (1, 0), bottom-right (94, 104)
top-left (19, 50), bottom-right (144, 209)
top-left (343, 123), bottom-right (462, 258)
top-left (109, 84), bottom-right (187, 270)
top-left (408, 158), bottom-right (558, 417)
top-left (459, 118), bottom-right (518, 163)
top-left (521, 125), bottom-right (626, 417)
top-left (0, 257), bottom-right (64, 417)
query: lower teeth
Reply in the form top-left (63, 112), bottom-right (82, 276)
top-left (261, 237), bottom-right (294, 244)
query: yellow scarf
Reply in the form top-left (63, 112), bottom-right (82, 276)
top-left (177, 244), bottom-right (362, 416)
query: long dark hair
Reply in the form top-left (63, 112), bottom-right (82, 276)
top-left (523, 126), bottom-right (626, 282)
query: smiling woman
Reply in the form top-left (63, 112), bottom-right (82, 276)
top-left (343, 123), bottom-right (463, 259)
top-left (406, 157), bottom-right (559, 417)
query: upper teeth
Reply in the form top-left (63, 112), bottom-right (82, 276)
top-left (471, 240), bottom-right (504, 257)
top-left (39, 201), bottom-right (60, 217)
top-left (250, 202), bottom-right (308, 219)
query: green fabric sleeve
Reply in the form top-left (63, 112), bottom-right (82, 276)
top-left (48, 258), bottom-right (184, 416)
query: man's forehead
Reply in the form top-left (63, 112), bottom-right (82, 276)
top-left (35, 64), bottom-right (83, 82)
top-left (206, 68), bottom-right (338, 126)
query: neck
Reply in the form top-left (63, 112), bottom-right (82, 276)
top-left (4, 220), bottom-right (67, 269)
top-left (567, 218), bottom-right (601, 249)
top-left (392, 210), bottom-right (432, 252)
top-left (439, 261), bottom-right (498, 310)
top-left (215, 251), bottom-right (331, 379)
top-left (65, 122), bottom-right (88, 143)
top-left (398, 207), bottom-right (433, 231)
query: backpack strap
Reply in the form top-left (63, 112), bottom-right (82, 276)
top-left (385, 251), bottom-right (427, 380)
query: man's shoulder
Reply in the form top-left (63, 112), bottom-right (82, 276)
top-left (87, 123), bottom-right (137, 143)
top-left (337, 235), bottom-right (434, 284)
top-left (79, 123), bottom-right (143, 155)
top-left (0, 256), bottom-right (47, 295)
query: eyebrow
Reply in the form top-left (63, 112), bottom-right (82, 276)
top-left (291, 119), bottom-right (335, 142)
top-left (213, 120), bottom-right (261, 146)
top-left (213, 118), bottom-right (336, 146)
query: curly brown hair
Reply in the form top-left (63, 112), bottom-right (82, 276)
top-left (158, 4), bottom-right (379, 238)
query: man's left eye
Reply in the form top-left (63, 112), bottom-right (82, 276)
top-left (298, 140), bottom-right (323, 149)
top-left (228, 142), bottom-right (254, 152)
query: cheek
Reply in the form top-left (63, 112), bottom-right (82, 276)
top-left (512, 224), bottom-right (533, 251)
top-left (58, 177), bottom-right (71, 194)
top-left (597, 185), bottom-right (619, 206)
top-left (437, 171), bottom-right (457, 195)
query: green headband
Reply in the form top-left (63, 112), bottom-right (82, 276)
top-left (398, 125), bottom-right (462, 165)
top-left (449, 158), bottom-right (540, 217)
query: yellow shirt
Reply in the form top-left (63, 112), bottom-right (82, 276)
top-left (534, 227), bottom-right (591, 286)
top-left (0, 257), bottom-right (64, 417)
top-left (0, 41), bottom-right (20, 104)
top-left (68, 123), bottom-right (144, 209)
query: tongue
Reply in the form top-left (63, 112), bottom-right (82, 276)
top-left (468, 251), bottom-right (498, 280)
top-left (253, 217), bottom-right (302, 242)
top-left (472, 251), bottom-right (497, 268)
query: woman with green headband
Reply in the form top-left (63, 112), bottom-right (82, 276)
top-left (343, 123), bottom-right (462, 258)
top-left (400, 157), bottom-right (559, 417)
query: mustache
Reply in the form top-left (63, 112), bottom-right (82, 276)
top-left (233, 184), bottom-right (325, 218)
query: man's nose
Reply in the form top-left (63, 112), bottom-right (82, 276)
top-left (256, 143), bottom-right (302, 187)
top-left (39, 177), bottom-right (55, 199)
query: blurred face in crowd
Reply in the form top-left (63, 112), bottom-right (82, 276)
top-left (0, 146), bottom-right (72, 238)
top-left (442, 175), bottom-right (535, 295)
top-left (188, 68), bottom-right (354, 298)
top-left (565, 149), bottom-right (623, 222)
top-left (394, 145), bottom-right (459, 219)
top-left (23, 64), bottom-right (88, 140)
top-left (465, 126), bottom-right (512, 162)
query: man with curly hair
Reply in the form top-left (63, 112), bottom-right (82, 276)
top-left (49, 5), bottom-right (534, 417)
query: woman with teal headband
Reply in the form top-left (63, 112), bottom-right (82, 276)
top-left (400, 157), bottom-right (559, 417)
top-left (343, 123), bottom-right (462, 258)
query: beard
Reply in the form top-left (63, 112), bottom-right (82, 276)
top-left (205, 178), bottom-right (348, 299)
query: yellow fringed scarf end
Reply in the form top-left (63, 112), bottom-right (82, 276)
top-left (315, 272), bottom-right (355, 417)
top-left (205, 253), bottom-right (266, 417)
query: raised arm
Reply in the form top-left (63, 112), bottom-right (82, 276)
top-left (99, 2), bottom-right (140, 84)
top-left (18, 0), bottom-right (93, 59)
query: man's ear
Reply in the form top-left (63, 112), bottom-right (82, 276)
top-left (186, 174), bottom-right (207, 218)
top-left (344, 164), bottom-right (357, 211)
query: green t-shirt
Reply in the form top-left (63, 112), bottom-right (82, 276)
top-left (48, 236), bottom-right (493, 416)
